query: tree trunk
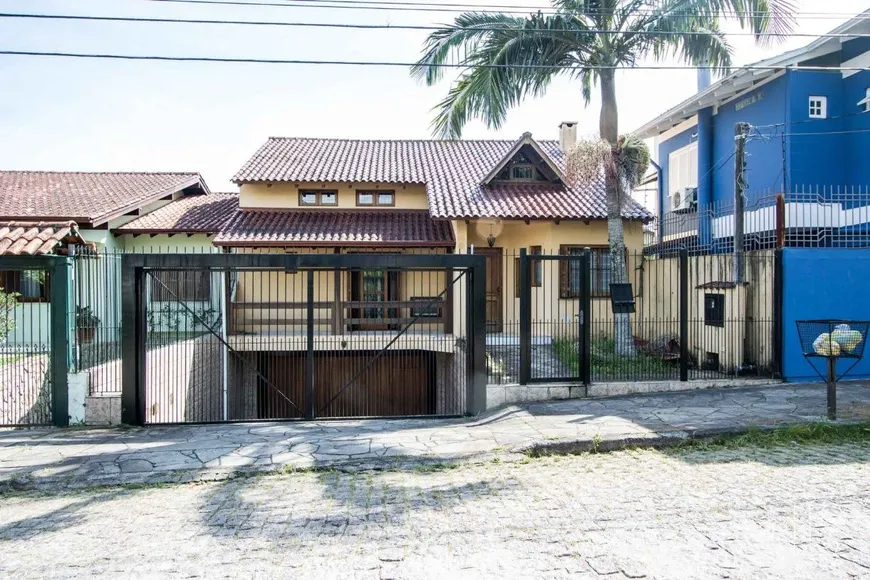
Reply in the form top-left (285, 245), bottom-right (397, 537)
top-left (599, 69), bottom-right (636, 357)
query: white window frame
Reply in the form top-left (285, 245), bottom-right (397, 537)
top-left (861, 88), bottom-right (870, 112)
top-left (667, 142), bottom-right (698, 210)
top-left (809, 95), bottom-right (827, 119)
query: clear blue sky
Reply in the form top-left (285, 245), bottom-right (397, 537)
top-left (0, 0), bottom-right (863, 190)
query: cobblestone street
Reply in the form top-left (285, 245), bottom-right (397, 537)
top-left (2, 441), bottom-right (869, 579)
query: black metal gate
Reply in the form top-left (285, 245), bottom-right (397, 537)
top-left (121, 252), bottom-right (486, 425)
top-left (518, 249), bottom-right (590, 384)
top-left (0, 256), bottom-right (69, 426)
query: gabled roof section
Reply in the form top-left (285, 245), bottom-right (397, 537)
top-left (634, 9), bottom-right (870, 139)
top-left (114, 193), bottom-right (239, 235)
top-left (232, 137), bottom-right (653, 222)
top-left (0, 221), bottom-right (87, 255)
top-left (0, 171), bottom-right (210, 227)
top-left (481, 132), bottom-right (566, 184)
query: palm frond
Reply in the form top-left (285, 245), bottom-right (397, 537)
top-left (615, 0), bottom-right (732, 71)
top-left (410, 12), bottom-right (531, 86)
top-left (413, 13), bottom-right (595, 138)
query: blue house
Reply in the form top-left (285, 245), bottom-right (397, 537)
top-left (636, 11), bottom-right (870, 250)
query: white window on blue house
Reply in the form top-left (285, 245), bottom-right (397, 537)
top-left (667, 142), bottom-right (698, 212)
top-left (860, 88), bottom-right (870, 112)
top-left (809, 96), bottom-right (827, 119)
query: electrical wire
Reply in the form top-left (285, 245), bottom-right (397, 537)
top-left (753, 109), bottom-right (870, 130)
top-left (3, 11), bottom-right (869, 38)
top-left (145, 0), bottom-right (843, 19)
top-left (5, 49), bottom-right (870, 71)
top-left (146, 0), bottom-right (869, 20)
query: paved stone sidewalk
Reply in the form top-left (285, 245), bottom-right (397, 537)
top-left (1, 382), bottom-right (869, 491)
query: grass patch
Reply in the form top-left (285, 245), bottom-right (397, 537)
top-left (675, 422), bottom-right (870, 452)
top-left (552, 337), bottom-right (676, 380)
top-left (526, 422), bottom-right (870, 458)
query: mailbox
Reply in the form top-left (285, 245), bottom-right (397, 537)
top-left (609, 283), bottom-right (635, 314)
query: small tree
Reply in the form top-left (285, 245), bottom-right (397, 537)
top-left (565, 134), bottom-right (650, 356)
top-left (0, 288), bottom-right (19, 344)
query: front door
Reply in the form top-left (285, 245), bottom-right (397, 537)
top-left (476, 247), bottom-right (503, 333)
top-left (350, 269), bottom-right (399, 330)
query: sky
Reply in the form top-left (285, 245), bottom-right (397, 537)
top-left (0, 0), bottom-right (867, 191)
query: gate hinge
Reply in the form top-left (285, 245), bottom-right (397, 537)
top-left (578, 310), bottom-right (585, 325)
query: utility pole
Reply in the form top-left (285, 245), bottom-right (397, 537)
top-left (734, 122), bottom-right (749, 284)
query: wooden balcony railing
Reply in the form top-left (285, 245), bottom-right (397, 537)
top-left (228, 298), bottom-right (452, 334)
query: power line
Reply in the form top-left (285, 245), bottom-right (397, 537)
top-left (781, 128), bottom-right (870, 136)
top-left (146, 0), bottom-right (847, 19)
top-left (5, 11), bottom-right (867, 37)
top-left (7, 49), bottom-right (870, 71)
top-left (147, 0), bottom-right (869, 19)
top-left (753, 109), bottom-right (870, 130)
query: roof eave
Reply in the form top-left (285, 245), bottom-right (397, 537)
top-left (90, 175), bottom-right (207, 226)
top-left (633, 25), bottom-right (856, 138)
top-left (212, 239), bottom-right (455, 248)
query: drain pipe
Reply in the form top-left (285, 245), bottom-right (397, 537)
top-left (650, 159), bottom-right (663, 244)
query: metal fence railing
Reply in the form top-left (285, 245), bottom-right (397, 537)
top-left (483, 248), bottom-right (779, 385)
top-left (648, 186), bottom-right (870, 252)
top-left (0, 255), bottom-right (69, 426)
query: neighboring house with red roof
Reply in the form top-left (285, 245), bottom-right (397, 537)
top-left (0, 171), bottom-right (231, 347)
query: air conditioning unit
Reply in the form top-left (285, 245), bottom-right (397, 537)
top-left (671, 187), bottom-right (698, 213)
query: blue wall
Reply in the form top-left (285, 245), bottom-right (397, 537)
top-left (842, 68), bottom-right (870, 186)
top-left (786, 70), bottom-right (846, 189)
top-left (782, 248), bottom-right (870, 382)
top-left (656, 46), bottom-right (870, 219)
top-left (711, 75), bottom-right (788, 205)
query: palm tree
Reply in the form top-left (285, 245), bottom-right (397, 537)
top-left (412, 0), bottom-right (794, 355)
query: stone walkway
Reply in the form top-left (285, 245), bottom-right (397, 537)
top-left (1, 382), bottom-right (869, 491)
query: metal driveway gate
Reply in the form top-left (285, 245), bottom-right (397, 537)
top-left (121, 252), bottom-right (486, 425)
top-left (518, 249), bottom-right (590, 384)
top-left (0, 256), bottom-right (69, 427)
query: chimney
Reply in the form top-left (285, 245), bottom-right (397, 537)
top-left (697, 66), bottom-right (711, 92)
top-left (559, 121), bottom-right (577, 153)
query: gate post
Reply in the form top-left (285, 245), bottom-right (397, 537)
top-left (518, 248), bottom-right (531, 385)
top-left (306, 269), bottom-right (315, 420)
top-left (49, 257), bottom-right (70, 427)
top-left (121, 256), bottom-right (146, 425)
top-left (679, 248), bottom-right (689, 382)
top-left (466, 257), bottom-right (487, 414)
top-left (773, 249), bottom-right (784, 378)
top-left (581, 249), bottom-right (592, 386)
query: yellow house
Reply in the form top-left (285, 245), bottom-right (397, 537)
top-left (218, 125), bottom-right (651, 339)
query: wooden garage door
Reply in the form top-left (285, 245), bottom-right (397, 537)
top-left (259, 351), bottom-right (435, 419)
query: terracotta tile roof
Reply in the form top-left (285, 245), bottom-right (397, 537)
top-left (0, 171), bottom-right (208, 225)
top-left (213, 210), bottom-right (455, 247)
top-left (0, 221), bottom-right (86, 255)
top-left (232, 137), bottom-right (652, 221)
top-left (115, 193), bottom-right (239, 234)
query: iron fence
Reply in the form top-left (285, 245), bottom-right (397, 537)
top-left (121, 252), bottom-right (487, 425)
top-left (71, 247), bottom-right (220, 395)
top-left (649, 186), bottom-right (870, 252)
top-left (0, 256), bottom-right (69, 426)
top-left (483, 248), bottom-right (778, 385)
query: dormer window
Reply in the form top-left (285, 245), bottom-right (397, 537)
top-left (496, 163), bottom-right (548, 182)
top-left (512, 165), bottom-right (534, 180)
